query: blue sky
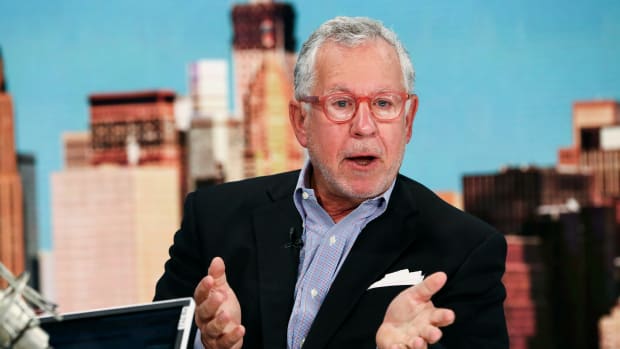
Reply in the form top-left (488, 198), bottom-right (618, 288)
top-left (1, 0), bottom-right (619, 250)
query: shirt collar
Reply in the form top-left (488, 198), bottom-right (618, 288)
top-left (293, 159), bottom-right (396, 214)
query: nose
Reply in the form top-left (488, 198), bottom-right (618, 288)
top-left (350, 99), bottom-right (378, 137)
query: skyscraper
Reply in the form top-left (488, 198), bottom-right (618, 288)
top-left (0, 47), bottom-right (25, 282)
top-left (89, 90), bottom-right (187, 198)
top-left (89, 90), bottom-right (181, 166)
top-left (231, 1), bottom-right (304, 177)
top-left (243, 54), bottom-right (304, 177)
top-left (51, 166), bottom-right (180, 312)
top-left (50, 90), bottom-right (184, 311)
top-left (463, 166), bottom-right (596, 235)
top-left (558, 100), bottom-right (620, 222)
top-left (532, 206), bottom-right (617, 349)
top-left (231, 0), bottom-right (296, 119)
top-left (503, 235), bottom-right (551, 349)
top-left (186, 60), bottom-right (245, 189)
top-left (463, 100), bottom-right (620, 348)
top-left (18, 153), bottom-right (39, 290)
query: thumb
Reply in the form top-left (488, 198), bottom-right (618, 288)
top-left (408, 272), bottom-right (447, 302)
top-left (208, 257), bottom-right (228, 286)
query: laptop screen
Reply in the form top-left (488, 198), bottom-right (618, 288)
top-left (39, 298), bottom-right (195, 349)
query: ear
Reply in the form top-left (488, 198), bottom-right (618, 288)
top-left (289, 100), bottom-right (309, 148)
top-left (404, 94), bottom-right (418, 142)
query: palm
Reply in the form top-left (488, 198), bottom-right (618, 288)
top-left (376, 272), bottom-right (455, 349)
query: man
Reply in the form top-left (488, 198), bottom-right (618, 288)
top-left (155, 16), bottom-right (508, 349)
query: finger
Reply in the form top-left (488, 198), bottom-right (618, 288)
top-left (208, 257), bottom-right (229, 287)
top-left (194, 274), bottom-right (216, 306)
top-left (409, 336), bottom-right (426, 349)
top-left (204, 310), bottom-right (235, 338)
top-left (430, 308), bottom-right (455, 327)
top-left (196, 289), bottom-right (225, 323)
top-left (420, 325), bottom-right (442, 344)
top-left (216, 324), bottom-right (246, 348)
top-left (410, 272), bottom-right (447, 302)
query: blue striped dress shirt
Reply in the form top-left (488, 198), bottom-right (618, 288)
top-left (286, 161), bottom-right (395, 349)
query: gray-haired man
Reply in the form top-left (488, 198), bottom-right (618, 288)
top-left (155, 16), bottom-right (508, 349)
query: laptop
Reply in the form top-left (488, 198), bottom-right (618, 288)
top-left (38, 297), bottom-right (195, 349)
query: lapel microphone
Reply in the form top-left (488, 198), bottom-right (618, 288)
top-left (284, 227), bottom-right (304, 250)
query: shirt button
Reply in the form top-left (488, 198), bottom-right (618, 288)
top-left (329, 235), bottom-right (336, 246)
top-left (302, 191), bottom-right (309, 200)
top-left (310, 288), bottom-right (318, 298)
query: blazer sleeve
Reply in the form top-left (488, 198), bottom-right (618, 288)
top-left (434, 231), bottom-right (509, 349)
top-left (154, 192), bottom-right (207, 301)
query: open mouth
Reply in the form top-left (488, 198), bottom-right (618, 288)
top-left (347, 156), bottom-right (378, 166)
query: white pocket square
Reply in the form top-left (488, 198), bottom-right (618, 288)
top-left (367, 269), bottom-right (424, 290)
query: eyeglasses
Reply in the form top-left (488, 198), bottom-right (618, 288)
top-left (299, 92), bottom-right (413, 123)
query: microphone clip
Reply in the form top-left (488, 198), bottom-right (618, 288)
top-left (284, 227), bottom-right (304, 250)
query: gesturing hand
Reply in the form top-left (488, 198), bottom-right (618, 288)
top-left (376, 272), bottom-right (455, 349)
top-left (194, 257), bottom-right (245, 349)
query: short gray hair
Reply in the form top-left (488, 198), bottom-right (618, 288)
top-left (293, 16), bottom-right (415, 100)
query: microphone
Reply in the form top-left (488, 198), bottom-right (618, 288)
top-left (284, 227), bottom-right (304, 250)
top-left (0, 262), bottom-right (62, 349)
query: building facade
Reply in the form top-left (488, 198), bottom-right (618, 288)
top-left (50, 89), bottom-right (185, 311)
top-left (231, 0), bottom-right (304, 179)
top-left (503, 235), bottom-right (551, 349)
top-left (89, 90), bottom-right (187, 200)
top-left (231, 0), bottom-right (296, 119)
top-left (0, 49), bottom-right (25, 282)
top-left (62, 131), bottom-right (92, 168)
top-left (243, 54), bottom-right (304, 177)
top-left (18, 153), bottom-right (39, 290)
top-left (89, 90), bottom-right (181, 166)
top-left (186, 60), bottom-right (245, 190)
top-left (534, 207), bottom-right (618, 349)
top-left (51, 166), bottom-right (180, 312)
top-left (558, 100), bottom-right (620, 203)
top-left (463, 166), bottom-right (596, 235)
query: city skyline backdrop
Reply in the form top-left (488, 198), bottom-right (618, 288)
top-left (1, 0), bottom-right (619, 250)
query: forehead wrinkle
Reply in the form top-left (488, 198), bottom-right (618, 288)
top-left (314, 39), bottom-right (405, 97)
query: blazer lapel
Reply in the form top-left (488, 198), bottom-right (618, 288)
top-left (303, 177), bottom-right (420, 349)
top-left (253, 173), bottom-right (303, 348)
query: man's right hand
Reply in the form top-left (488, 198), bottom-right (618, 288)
top-left (194, 257), bottom-right (245, 349)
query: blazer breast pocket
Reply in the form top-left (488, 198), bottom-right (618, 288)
top-left (330, 285), bottom-right (411, 348)
top-left (350, 285), bottom-right (411, 327)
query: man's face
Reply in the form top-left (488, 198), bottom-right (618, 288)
top-left (290, 38), bottom-right (418, 203)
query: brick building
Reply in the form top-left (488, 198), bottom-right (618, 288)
top-left (243, 54), bottom-right (304, 177)
top-left (503, 235), bottom-right (551, 349)
top-left (50, 90), bottom-right (185, 311)
top-left (231, 0), bottom-right (296, 119)
top-left (0, 48), bottom-right (25, 282)
top-left (558, 100), bottom-right (620, 223)
top-left (463, 166), bottom-right (596, 235)
top-left (51, 166), bottom-right (180, 312)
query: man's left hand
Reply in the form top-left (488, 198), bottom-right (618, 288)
top-left (376, 272), bottom-right (455, 349)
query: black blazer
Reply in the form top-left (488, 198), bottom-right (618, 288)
top-left (154, 171), bottom-right (509, 348)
